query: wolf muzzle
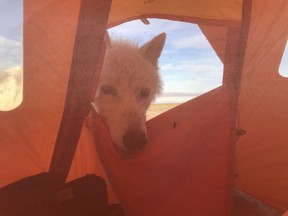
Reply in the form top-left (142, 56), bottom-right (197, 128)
top-left (122, 130), bottom-right (147, 152)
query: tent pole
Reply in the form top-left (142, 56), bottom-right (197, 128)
top-left (49, 0), bottom-right (112, 187)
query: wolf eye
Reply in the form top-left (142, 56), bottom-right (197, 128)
top-left (101, 85), bottom-right (117, 96)
top-left (139, 88), bottom-right (150, 99)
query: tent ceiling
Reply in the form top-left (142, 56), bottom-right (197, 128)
top-left (108, 0), bottom-right (242, 26)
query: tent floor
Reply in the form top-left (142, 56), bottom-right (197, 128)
top-left (232, 189), bottom-right (283, 216)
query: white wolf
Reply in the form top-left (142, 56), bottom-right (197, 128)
top-left (93, 33), bottom-right (166, 153)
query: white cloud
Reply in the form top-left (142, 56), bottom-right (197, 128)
top-left (160, 57), bottom-right (223, 79)
top-left (172, 34), bottom-right (211, 49)
top-left (108, 19), bottom-right (184, 39)
top-left (0, 35), bottom-right (21, 48)
top-left (0, 35), bottom-right (22, 71)
top-left (160, 63), bottom-right (175, 71)
top-left (159, 57), bottom-right (223, 94)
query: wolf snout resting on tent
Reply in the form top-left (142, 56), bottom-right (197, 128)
top-left (93, 33), bottom-right (166, 154)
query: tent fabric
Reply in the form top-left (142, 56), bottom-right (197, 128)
top-left (107, 0), bottom-right (242, 26)
top-left (48, 0), bottom-right (111, 186)
top-left (0, 0), bottom-right (242, 189)
top-left (0, 0), bottom-right (81, 187)
top-left (234, 0), bottom-right (288, 211)
top-left (1, 0), bottom-right (288, 214)
top-left (92, 85), bottom-right (236, 216)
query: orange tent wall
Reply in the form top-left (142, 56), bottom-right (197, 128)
top-left (0, 0), bottom-right (81, 186)
top-left (0, 1), bottom-right (240, 215)
top-left (1, 0), bottom-right (288, 214)
top-left (0, 0), bottom-right (240, 184)
top-left (234, 0), bottom-right (288, 211)
top-left (90, 85), bottom-right (236, 216)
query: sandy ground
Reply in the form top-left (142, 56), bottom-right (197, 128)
top-left (146, 103), bottom-right (179, 120)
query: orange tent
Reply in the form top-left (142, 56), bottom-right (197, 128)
top-left (0, 0), bottom-right (288, 215)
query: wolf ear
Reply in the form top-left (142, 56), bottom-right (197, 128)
top-left (140, 33), bottom-right (166, 66)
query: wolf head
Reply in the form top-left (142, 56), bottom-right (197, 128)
top-left (94, 33), bottom-right (166, 154)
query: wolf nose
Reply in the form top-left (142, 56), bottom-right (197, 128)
top-left (122, 130), bottom-right (147, 152)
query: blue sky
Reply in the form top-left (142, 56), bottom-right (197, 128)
top-left (108, 19), bottom-right (224, 103)
top-left (0, 1), bottom-right (224, 104)
top-left (279, 41), bottom-right (288, 78)
top-left (0, 0), bottom-right (22, 71)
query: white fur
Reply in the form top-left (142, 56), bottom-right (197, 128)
top-left (93, 33), bottom-right (166, 153)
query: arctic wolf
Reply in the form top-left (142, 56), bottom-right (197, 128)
top-left (94, 33), bottom-right (166, 153)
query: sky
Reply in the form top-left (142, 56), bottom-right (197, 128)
top-left (279, 41), bottom-right (288, 78)
top-left (108, 19), bottom-right (224, 103)
top-left (0, 1), bottom-right (225, 106)
top-left (0, 0), bottom-right (22, 71)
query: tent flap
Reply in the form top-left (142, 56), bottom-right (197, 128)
top-left (92, 85), bottom-right (236, 216)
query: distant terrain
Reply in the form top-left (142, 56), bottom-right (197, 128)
top-left (147, 103), bottom-right (179, 120)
